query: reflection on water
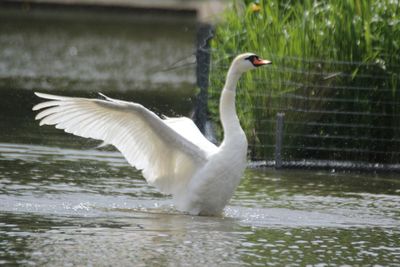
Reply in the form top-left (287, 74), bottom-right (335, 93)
top-left (1, 6), bottom-right (400, 267)
top-left (0, 7), bottom-right (196, 92)
top-left (1, 143), bottom-right (400, 266)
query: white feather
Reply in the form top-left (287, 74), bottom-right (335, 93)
top-left (32, 53), bottom-right (271, 215)
top-left (33, 92), bottom-right (211, 196)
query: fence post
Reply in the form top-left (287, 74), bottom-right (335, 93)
top-left (193, 23), bottom-right (214, 134)
top-left (275, 112), bottom-right (285, 169)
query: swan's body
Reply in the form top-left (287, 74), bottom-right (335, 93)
top-left (33, 53), bottom-right (271, 215)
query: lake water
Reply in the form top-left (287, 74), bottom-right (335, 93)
top-left (1, 143), bottom-right (399, 266)
top-left (1, 6), bottom-right (400, 267)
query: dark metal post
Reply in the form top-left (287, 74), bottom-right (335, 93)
top-left (193, 23), bottom-right (213, 134)
top-left (275, 112), bottom-right (285, 169)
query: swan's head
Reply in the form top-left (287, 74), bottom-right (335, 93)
top-left (232, 53), bottom-right (272, 73)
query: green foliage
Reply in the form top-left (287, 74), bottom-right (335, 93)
top-left (209, 0), bottom-right (400, 163)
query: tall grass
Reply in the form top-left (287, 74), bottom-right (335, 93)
top-left (209, 0), bottom-right (400, 163)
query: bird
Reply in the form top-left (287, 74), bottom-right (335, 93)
top-left (32, 53), bottom-right (272, 216)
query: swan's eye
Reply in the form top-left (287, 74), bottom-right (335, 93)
top-left (245, 55), bottom-right (257, 63)
top-left (245, 55), bottom-right (260, 66)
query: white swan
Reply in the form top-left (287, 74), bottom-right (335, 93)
top-left (33, 53), bottom-right (271, 215)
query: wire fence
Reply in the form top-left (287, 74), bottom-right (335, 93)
top-left (208, 54), bottom-right (400, 171)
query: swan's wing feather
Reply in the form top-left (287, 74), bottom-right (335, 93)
top-left (164, 117), bottom-right (218, 155)
top-left (33, 92), bottom-right (208, 195)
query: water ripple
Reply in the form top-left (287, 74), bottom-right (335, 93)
top-left (1, 142), bottom-right (400, 265)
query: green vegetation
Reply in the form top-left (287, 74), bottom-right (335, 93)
top-left (209, 0), bottom-right (400, 163)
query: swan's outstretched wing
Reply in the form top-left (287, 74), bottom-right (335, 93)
top-left (163, 117), bottom-right (218, 155)
top-left (33, 92), bottom-right (212, 195)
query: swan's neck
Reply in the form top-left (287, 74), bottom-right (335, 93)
top-left (224, 67), bottom-right (241, 93)
top-left (219, 67), bottom-right (244, 144)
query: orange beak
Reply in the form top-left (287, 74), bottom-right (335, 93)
top-left (253, 58), bottom-right (272, 67)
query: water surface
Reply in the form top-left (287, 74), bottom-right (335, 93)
top-left (0, 7), bottom-right (196, 92)
top-left (1, 143), bottom-right (400, 266)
